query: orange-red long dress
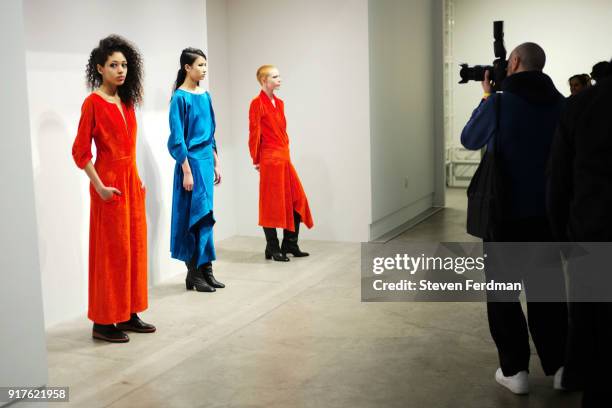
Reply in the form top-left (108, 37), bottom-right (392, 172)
top-left (249, 91), bottom-right (313, 231)
top-left (72, 93), bottom-right (148, 324)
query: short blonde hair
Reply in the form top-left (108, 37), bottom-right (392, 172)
top-left (256, 65), bottom-right (276, 85)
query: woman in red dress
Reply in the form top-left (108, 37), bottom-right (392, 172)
top-left (72, 35), bottom-right (155, 343)
top-left (249, 65), bottom-right (314, 261)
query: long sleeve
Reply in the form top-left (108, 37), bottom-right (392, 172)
top-left (248, 99), bottom-right (262, 165)
top-left (168, 94), bottom-right (189, 163)
top-left (72, 98), bottom-right (95, 169)
top-left (208, 93), bottom-right (217, 153)
top-left (461, 95), bottom-right (497, 150)
top-left (547, 114), bottom-right (574, 241)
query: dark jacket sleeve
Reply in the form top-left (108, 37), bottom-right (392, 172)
top-left (547, 111), bottom-right (574, 241)
top-left (461, 94), bottom-right (497, 150)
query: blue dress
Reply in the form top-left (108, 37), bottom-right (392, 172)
top-left (168, 90), bottom-right (217, 267)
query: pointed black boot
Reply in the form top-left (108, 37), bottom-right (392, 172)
top-left (264, 227), bottom-right (290, 262)
top-left (282, 213), bottom-right (309, 257)
top-left (185, 259), bottom-right (216, 292)
top-left (201, 262), bottom-right (225, 288)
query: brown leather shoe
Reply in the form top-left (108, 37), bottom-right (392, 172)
top-left (92, 323), bottom-right (130, 343)
top-left (116, 314), bottom-right (156, 333)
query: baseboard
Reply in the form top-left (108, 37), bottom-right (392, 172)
top-left (369, 194), bottom-right (438, 241)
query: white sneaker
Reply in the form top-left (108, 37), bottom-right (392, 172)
top-left (553, 366), bottom-right (565, 390)
top-left (495, 368), bottom-right (529, 394)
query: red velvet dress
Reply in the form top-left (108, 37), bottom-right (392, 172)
top-left (249, 91), bottom-right (313, 231)
top-left (72, 93), bottom-right (148, 324)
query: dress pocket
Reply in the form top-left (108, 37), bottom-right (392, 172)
top-left (90, 184), bottom-right (120, 204)
top-left (90, 171), bottom-right (120, 204)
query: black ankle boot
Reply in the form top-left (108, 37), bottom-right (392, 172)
top-left (264, 227), bottom-right (290, 262)
top-left (186, 259), bottom-right (216, 292)
top-left (92, 323), bottom-right (129, 343)
top-left (281, 240), bottom-right (310, 257)
top-left (201, 263), bottom-right (225, 288)
top-left (281, 214), bottom-right (309, 257)
top-left (265, 247), bottom-right (290, 261)
top-left (116, 313), bottom-right (156, 333)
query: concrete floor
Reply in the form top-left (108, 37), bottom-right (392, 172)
top-left (39, 188), bottom-right (581, 408)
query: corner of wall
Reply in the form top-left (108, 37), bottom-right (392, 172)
top-left (0, 0), bottom-right (48, 390)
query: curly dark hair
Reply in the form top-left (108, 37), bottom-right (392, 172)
top-left (86, 35), bottom-right (144, 106)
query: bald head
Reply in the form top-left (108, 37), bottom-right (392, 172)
top-left (507, 42), bottom-right (546, 76)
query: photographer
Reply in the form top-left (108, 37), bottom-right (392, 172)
top-left (548, 59), bottom-right (612, 408)
top-left (461, 43), bottom-right (568, 394)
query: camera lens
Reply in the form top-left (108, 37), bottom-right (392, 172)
top-left (459, 65), bottom-right (491, 83)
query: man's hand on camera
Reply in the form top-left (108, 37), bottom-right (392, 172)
top-left (482, 70), bottom-right (493, 97)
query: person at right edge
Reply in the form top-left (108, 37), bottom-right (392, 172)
top-left (548, 58), bottom-right (612, 408)
top-left (461, 43), bottom-right (568, 395)
top-left (248, 65), bottom-right (314, 261)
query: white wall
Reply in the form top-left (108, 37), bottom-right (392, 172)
top-left (23, 0), bottom-right (227, 327)
top-left (211, 0), bottom-right (372, 242)
top-left (0, 0), bottom-right (48, 396)
top-left (453, 0), bottom-right (612, 145)
top-left (207, 0), bottom-right (237, 238)
top-left (368, 0), bottom-right (442, 239)
top-left (24, 0), bottom-right (445, 327)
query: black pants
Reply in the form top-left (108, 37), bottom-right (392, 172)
top-left (578, 302), bottom-right (612, 407)
top-left (564, 302), bottom-right (611, 406)
top-left (263, 212), bottom-right (301, 244)
top-left (484, 217), bottom-right (568, 376)
top-left (562, 245), bottom-right (612, 406)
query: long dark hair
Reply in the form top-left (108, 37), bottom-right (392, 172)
top-left (173, 48), bottom-right (207, 92)
top-left (86, 35), bottom-right (144, 106)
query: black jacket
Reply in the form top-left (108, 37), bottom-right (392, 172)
top-left (462, 71), bottom-right (565, 219)
top-left (548, 77), bottom-right (612, 241)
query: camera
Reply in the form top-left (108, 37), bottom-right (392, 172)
top-left (459, 21), bottom-right (508, 92)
